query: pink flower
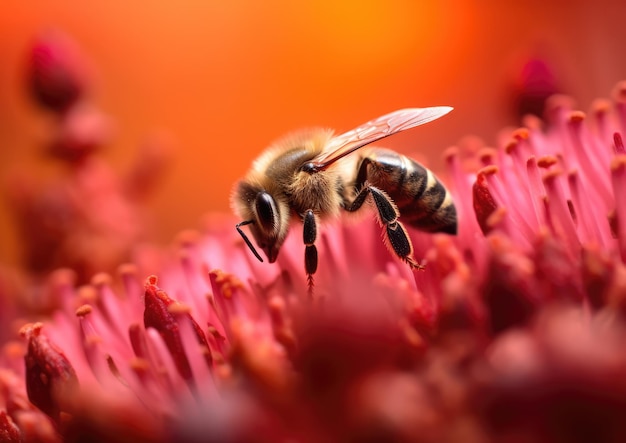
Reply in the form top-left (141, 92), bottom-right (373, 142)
top-left (4, 75), bottom-right (626, 442)
top-left (27, 30), bottom-right (91, 114)
top-left (8, 30), bottom-right (170, 287)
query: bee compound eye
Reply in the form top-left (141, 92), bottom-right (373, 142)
top-left (255, 192), bottom-right (278, 233)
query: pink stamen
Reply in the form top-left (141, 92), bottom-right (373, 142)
top-left (479, 147), bottom-right (498, 167)
top-left (172, 308), bottom-right (217, 398)
top-left (611, 81), bottom-right (626, 136)
top-left (76, 304), bottom-right (120, 387)
top-left (143, 276), bottom-right (207, 387)
top-left (483, 165), bottom-right (535, 244)
top-left (614, 133), bottom-right (625, 155)
top-left (590, 99), bottom-right (613, 145)
top-left (91, 273), bottom-right (131, 342)
top-left (610, 155), bottom-right (626, 263)
top-left (526, 156), bottom-right (546, 227)
top-left (473, 167), bottom-right (498, 235)
top-left (567, 170), bottom-right (606, 246)
top-left (543, 169), bottom-right (580, 254)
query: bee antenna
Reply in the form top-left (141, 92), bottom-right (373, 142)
top-left (235, 220), bottom-right (264, 262)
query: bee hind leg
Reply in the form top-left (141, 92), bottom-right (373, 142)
top-left (345, 185), bottom-right (424, 270)
top-left (303, 209), bottom-right (318, 293)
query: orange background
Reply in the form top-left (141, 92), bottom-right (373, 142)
top-left (1, 0), bottom-right (625, 266)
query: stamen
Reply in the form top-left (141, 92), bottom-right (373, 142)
top-left (566, 112), bottom-right (611, 206)
top-left (590, 99), bottom-right (613, 144)
top-left (526, 156), bottom-right (546, 227)
top-left (610, 155), bottom-right (626, 263)
top-left (472, 167), bottom-right (498, 235)
top-left (611, 81), bottom-right (626, 136)
top-left (143, 276), bottom-right (205, 388)
top-left (614, 133), bottom-right (625, 155)
top-left (567, 170), bottom-right (607, 246)
top-left (543, 169), bottom-right (580, 253)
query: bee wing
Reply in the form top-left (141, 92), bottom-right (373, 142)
top-left (314, 106), bottom-right (453, 168)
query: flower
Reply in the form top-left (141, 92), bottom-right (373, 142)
top-left (7, 30), bottom-right (170, 289)
top-left (4, 38), bottom-right (626, 441)
top-left (27, 30), bottom-right (91, 114)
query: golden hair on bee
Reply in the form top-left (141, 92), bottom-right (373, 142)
top-left (231, 107), bottom-right (456, 291)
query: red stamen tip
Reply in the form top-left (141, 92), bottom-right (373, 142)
top-left (75, 304), bottom-right (93, 317)
top-left (505, 138), bottom-right (519, 155)
top-left (568, 111), bottom-right (586, 124)
top-left (610, 155), bottom-right (626, 175)
top-left (118, 263), bottom-right (138, 277)
top-left (443, 146), bottom-right (458, 163)
top-left (512, 128), bottom-right (530, 141)
top-left (479, 147), bottom-right (498, 165)
top-left (591, 98), bottom-right (611, 115)
top-left (537, 155), bottom-right (558, 169)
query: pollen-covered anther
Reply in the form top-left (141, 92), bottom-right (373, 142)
top-left (209, 269), bottom-right (244, 299)
top-left (75, 304), bottom-right (93, 317)
top-left (537, 155), bottom-right (558, 169)
top-left (512, 127), bottom-right (530, 142)
top-left (568, 110), bottom-right (586, 125)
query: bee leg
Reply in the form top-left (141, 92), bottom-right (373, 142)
top-left (346, 185), bottom-right (424, 270)
top-left (303, 209), bottom-right (318, 291)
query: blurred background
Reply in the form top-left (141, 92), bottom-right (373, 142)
top-left (1, 0), bottom-right (625, 268)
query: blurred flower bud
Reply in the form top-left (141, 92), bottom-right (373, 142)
top-left (27, 30), bottom-right (91, 113)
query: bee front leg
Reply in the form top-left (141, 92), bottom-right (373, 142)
top-left (303, 209), bottom-right (318, 291)
top-left (346, 185), bottom-right (423, 270)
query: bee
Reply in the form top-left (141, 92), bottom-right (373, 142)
top-left (231, 107), bottom-right (456, 288)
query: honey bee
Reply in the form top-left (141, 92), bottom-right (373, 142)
top-left (231, 107), bottom-right (456, 288)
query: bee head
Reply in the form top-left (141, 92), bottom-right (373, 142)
top-left (235, 187), bottom-right (287, 264)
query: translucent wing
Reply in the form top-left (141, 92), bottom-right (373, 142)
top-left (313, 106), bottom-right (453, 169)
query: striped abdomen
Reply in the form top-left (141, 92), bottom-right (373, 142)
top-left (354, 148), bottom-right (457, 234)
